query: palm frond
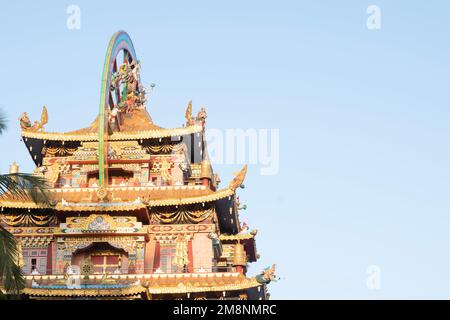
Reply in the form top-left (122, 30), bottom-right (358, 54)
top-left (0, 173), bottom-right (50, 205)
top-left (0, 110), bottom-right (40, 297)
top-left (0, 225), bottom-right (25, 294)
top-left (0, 110), bottom-right (6, 134)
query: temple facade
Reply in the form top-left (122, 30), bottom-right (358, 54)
top-left (0, 31), bottom-right (275, 300)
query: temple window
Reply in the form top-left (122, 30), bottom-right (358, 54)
top-left (71, 243), bottom-right (126, 274)
top-left (22, 249), bottom-right (48, 275)
top-left (160, 245), bottom-right (176, 273)
top-left (155, 236), bottom-right (191, 274)
top-left (91, 255), bottom-right (121, 274)
top-left (87, 168), bottom-right (133, 187)
top-left (31, 258), bottom-right (37, 271)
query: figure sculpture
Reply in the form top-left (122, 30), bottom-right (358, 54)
top-left (256, 264), bottom-right (277, 284)
top-left (19, 106), bottom-right (48, 131)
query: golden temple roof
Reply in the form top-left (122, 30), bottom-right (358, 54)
top-left (0, 198), bottom-right (146, 212)
top-left (49, 185), bottom-right (213, 202)
top-left (68, 109), bottom-right (161, 134)
top-left (21, 108), bottom-right (203, 142)
top-left (22, 124), bottom-right (203, 142)
top-left (22, 272), bottom-right (262, 297)
top-left (145, 188), bottom-right (234, 207)
top-left (0, 187), bottom-right (234, 211)
top-left (0, 165), bottom-right (248, 211)
top-left (147, 277), bottom-right (261, 295)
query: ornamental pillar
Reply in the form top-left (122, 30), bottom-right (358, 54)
top-left (200, 160), bottom-right (212, 187)
top-left (134, 241), bottom-right (146, 274)
top-left (233, 242), bottom-right (247, 274)
top-left (55, 241), bottom-right (69, 274)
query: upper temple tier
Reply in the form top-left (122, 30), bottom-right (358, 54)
top-left (1, 31), bottom-right (275, 300)
top-left (20, 106), bottom-right (205, 168)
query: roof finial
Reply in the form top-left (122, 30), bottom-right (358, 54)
top-left (9, 161), bottom-right (19, 174)
top-left (229, 165), bottom-right (247, 191)
top-left (185, 100), bottom-right (193, 126)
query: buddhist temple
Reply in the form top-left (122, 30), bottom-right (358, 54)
top-left (0, 31), bottom-right (276, 300)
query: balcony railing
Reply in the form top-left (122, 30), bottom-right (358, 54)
top-left (22, 267), bottom-right (240, 289)
top-left (25, 266), bottom-right (235, 276)
top-left (51, 182), bottom-right (207, 190)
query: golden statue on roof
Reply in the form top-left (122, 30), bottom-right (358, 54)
top-left (19, 106), bottom-right (48, 132)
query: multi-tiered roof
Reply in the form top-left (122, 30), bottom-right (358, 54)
top-left (0, 31), bottom-right (275, 300)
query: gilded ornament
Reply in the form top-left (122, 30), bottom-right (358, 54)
top-left (229, 165), bottom-right (247, 191)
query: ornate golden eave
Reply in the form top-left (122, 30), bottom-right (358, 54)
top-left (219, 233), bottom-right (255, 241)
top-left (229, 165), bottom-right (247, 191)
top-left (147, 277), bottom-right (261, 295)
top-left (22, 285), bottom-right (147, 298)
top-left (21, 273), bottom-right (263, 297)
top-left (0, 200), bottom-right (146, 212)
top-left (22, 281), bottom-right (262, 298)
top-left (144, 188), bottom-right (234, 207)
top-left (56, 203), bottom-right (148, 212)
top-left (0, 201), bottom-right (48, 210)
top-left (21, 124), bottom-right (203, 142)
top-left (0, 188), bottom-right (235, 211)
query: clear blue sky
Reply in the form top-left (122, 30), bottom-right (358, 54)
top-left (0, 1), bottom-right (449, 299)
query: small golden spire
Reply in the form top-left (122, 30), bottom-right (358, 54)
top-left (9, 161), bottom-right (19, 174)
top-left (185, 100), bottom-right (193, 126)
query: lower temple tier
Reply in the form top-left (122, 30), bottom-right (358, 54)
top-left (22, 272), bottom-right (268, 300)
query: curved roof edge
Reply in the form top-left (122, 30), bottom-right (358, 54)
top-left (22, 278), bottom-right (263, 297)
top-left (0, 166), bottom-right (249, 210)
top-left (21, 125), bottom-right (203, 142)
top-left (0, 188), bottom-right (235, 211)
top-left (22, 285), bottom-right (147, 297)
top-left (147, 277), bottom-right (262, 294)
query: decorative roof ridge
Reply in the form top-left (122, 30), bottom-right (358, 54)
top-left (49, 184), bottom-right (208, 193)
top-left (228, 165), bottom-right (247, 191)
top-left (0, 201), bottom-right (48, 209)
top-left (146, 277), bottom-right (261, 294)
top-left (55, 203), bottom-right (146, 212)
top-left (0, 187), bottom-right (235, 210)
top-left (21, 124), bottom-right (203, 141)
top-left (0, 200), bottom-right (146, 211)
top-left (219, 233), bottom-right (255, 241)
top-left (0, 165), bottom-right (245, 209)
top-left (144, 188), bottom-right (234, 207)
top-left (22, 284), bottom-right (147, 297)
top-left (22, 277), bottom-right (262, 296)
top-left (24, 272), bottom-right (243, 281)
top-left (60, 198), bottom-right (143, 207)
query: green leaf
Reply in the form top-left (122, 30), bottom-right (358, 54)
top-left (0, 173), bottom-right (50, 205)
top-left (0, 226), bottom-right (25, 294)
